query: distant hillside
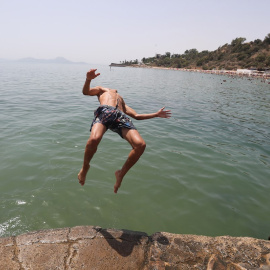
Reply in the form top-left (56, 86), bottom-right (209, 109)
top-left (123, 34), bottom-right (270, 70)
top-left (18, 57), bottom-right (87, 64)
top-left (0, 57), bottom-right (87, 65)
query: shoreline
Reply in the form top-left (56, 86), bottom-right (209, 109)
top-left (119, 64), bottom-right (270, 81)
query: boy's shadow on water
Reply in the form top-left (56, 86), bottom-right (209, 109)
top-left (94, 228), bottom-right (169, 257)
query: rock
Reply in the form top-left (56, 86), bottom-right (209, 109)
top-left (16, 228), bottom-right (70, 270)
top-left (0, 226), bottom-right (269, 269)
top-left (0, 237), bottom-right (20, 269)
top-left (67, 226), bottom-right (149, 269)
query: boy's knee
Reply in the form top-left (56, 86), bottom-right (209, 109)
top-left (137, 140), bottom-right (146, 152)
top-left (87, 136), bottom-right (101, 147)
top-left (141, 141), bottom-right (146, 150)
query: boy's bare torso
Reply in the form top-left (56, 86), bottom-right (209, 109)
top-left (97, 88), bottom-right (125, 112)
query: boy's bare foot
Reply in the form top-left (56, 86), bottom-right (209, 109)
top-left (114, 170), bottom-right (123, 193)
top-left (78, 164), bottom-right (90, 186)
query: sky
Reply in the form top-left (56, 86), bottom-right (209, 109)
top-left (0, 0), bottom-right (269, 65)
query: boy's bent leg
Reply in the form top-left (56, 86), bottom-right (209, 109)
top-left (114, 129), bottom-right (146, 193)
top-left (78, 123), bottom-right (107, 186)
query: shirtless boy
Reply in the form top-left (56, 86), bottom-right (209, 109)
top-left (78, 69), bottom-right (171, 193)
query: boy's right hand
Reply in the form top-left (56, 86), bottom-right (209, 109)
top-left (86, 69), bottom-right (100, 81)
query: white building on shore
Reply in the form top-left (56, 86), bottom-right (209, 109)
top-left (236, 69), bottom-right (253, 75)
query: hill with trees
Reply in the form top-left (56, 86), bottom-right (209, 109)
top-left (121, 34), bottom-right (270, 71)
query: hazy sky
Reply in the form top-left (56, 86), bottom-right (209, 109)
top-left (1, 0), bottom-right (269, 65)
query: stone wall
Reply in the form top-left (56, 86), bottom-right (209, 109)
top-left (0, 226), bottom-right (269, 269)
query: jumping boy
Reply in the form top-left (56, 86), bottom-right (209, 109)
top-left (78, 69), bottom-right (171, 193)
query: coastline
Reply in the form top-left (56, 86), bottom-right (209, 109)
top-left (117, 64), bottom-right (270, 81)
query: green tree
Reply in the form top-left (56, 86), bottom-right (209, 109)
top-left (165, 52), bottom-right (171, 58)
top-left (241, 43), bottom-right (250, 52)
top-left (202, 65), bottom-right (208, 70)
top-left (231, 37), bottom-right (246, 53)
top-left (231, 37), bottom-right (246, 47)
top-left (172, 59), bottom-right (182, 68)
top-left (171, 54), bottom-right (180, 58)
top-left (196, 59), bottom-right (203, 66)
top-left (254, 39), bottom-right (262, 45)
top-left (263, 33), bottom-right (270, 44)
top-left (265, 56), bottom-right (270, 66)
top-left (237, 52), bottom-right (247, 61)
top-left (256, 53), bottom-right (266, 62)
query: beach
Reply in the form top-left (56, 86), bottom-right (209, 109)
top-left (124, 64), bottom-right (270, 81)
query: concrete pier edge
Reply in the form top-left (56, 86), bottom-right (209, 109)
top-left (1, 226), bottom-right (270, 269)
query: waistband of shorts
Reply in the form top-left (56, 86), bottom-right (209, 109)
top-left (98, 105), bottom-right (119, 111)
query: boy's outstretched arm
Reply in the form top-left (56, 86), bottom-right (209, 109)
top-left (82, 69), bottom-right (101, 96)
top-left (125, 105), bottom-right (171, 120)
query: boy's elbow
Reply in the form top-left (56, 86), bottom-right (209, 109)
top-left (134, 114), bottom-right (142, 120)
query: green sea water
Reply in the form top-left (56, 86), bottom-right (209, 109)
top-left (0, 63), bottom-right (269, 239)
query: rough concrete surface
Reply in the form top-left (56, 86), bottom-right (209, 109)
top-left (0, 226), bottom-right (269, 269)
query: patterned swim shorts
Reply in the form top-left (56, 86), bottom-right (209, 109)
top-left (90, 105), bottom-right (137, 138)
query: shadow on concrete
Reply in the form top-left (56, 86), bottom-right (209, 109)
top-left (155, 234), bottom-right (170, 246)
top-left (95, 228), bottom-right (148, 257)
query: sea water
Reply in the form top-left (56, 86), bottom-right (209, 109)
top-left (0, 62), bottom-right (269, 239)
